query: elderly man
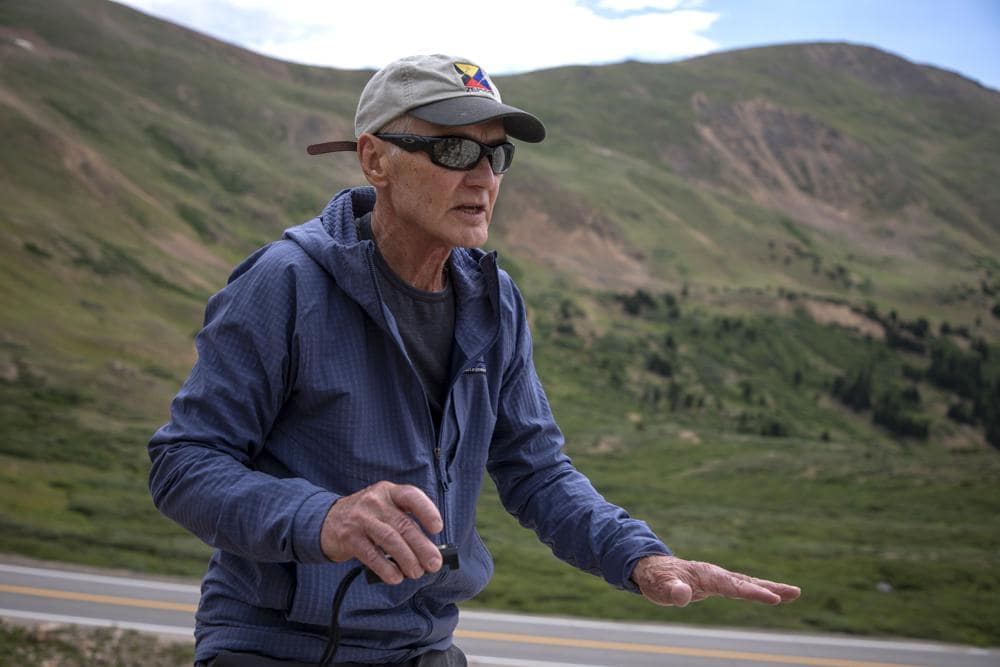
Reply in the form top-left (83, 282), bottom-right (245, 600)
top-left (149, 54), bottom-right (799, 667)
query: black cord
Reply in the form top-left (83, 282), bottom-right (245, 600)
top-left (317, 546), bottom-right (457, 666)
top-left (318, 564), bottom-right (365, 667)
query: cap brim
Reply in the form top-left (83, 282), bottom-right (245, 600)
top-left (306, 140), bottom-right (358, 155)
top-left (410, 96), bottom-right (546, 143)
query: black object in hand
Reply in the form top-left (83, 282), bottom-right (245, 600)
top-left (364, 544), bottom-right (460, 584)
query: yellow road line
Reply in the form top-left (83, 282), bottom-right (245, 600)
top-left (0, 584), bottom-right (197, 613)
top-left (455, 630), bottom-right (918, 667)
top-left (1, 584), bottom-right (918, 667)
top-left (455, 628), bottom-right (912, 667)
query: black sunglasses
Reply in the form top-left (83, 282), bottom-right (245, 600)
top-left (375, 133), bottom-right (515, 174)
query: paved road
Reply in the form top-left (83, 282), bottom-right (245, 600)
top-left (1, 560), bottom-right (996, 667)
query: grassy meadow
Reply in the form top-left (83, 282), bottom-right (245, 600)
top-left (3, 279), bottom-right (998, 646)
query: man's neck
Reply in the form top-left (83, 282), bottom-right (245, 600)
top-left (369, 207), bottom-right (451, 292)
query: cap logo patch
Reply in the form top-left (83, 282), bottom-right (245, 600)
top-left (454, 63), bottom-right (494, 93)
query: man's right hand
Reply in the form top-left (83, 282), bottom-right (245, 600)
top-left (320, 481), bottom-right (444, 584)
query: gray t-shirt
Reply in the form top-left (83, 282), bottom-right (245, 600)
top-left (357, 213), bottom-right (455, 431)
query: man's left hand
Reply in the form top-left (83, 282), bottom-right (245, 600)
top-left (632, 555), bottom-right (801, 607)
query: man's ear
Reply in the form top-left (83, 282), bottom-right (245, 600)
top-left (357, 134), bottom-right (390, 187)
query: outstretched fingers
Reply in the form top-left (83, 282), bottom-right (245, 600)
top-left (720, 573), bottom-right (782, 605)
top-left (706, 565), bottom-right (801, 605)
top-left (633, 556), bottom-right (800, 608)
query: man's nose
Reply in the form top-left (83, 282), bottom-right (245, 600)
top-left (464, 153), bottom-right (498, 185)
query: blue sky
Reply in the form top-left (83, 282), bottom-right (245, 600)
top-left (113, 0), bottom-right (1000, 90)
top-left (704, 0), bottom-right (1000, 89)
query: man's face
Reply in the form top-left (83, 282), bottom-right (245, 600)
top-left (379, 116), bottom-right (505, 252)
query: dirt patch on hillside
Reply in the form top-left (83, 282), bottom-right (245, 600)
top-left (499, 206), bottom-right (653, 290)
top-left (678, 429), bottom-right (701, 444)
top-left (691, 96), bottom-right (894, 210)
top-left (685, 94), bottom-right (922, 260)
top-left (497, 171), bottom-right (658, 290)
top-left (0, 83), bottom-right (170, 218)
top-left (686, 227), bottom-right (720, 252)
top-left (802, 299), bottom-right (885, 339)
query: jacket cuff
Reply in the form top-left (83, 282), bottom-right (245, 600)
top-left (622, 544), bottom-right (673, 594)
top-left (291, 490), bottom-right (340, 564)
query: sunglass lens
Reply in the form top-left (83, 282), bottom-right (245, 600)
top-left (489, 147), bottom-right (504, 174)
top-left (429, 137), bottom-right (514, 173)
top-left (491, 144), bottom-right (514, 174)
top-left (434, 138), bottom-right (480, 169)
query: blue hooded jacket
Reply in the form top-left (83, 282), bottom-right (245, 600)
top-left (148, 187), bottom-right (670, 664)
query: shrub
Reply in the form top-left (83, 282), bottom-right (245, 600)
top-left (662, 292), bottom-right (680, 319)
top-left (927, 341), bottom-right (983, 398)
top-left (900, 317), bottom-right (930, 338)
top-left (832, 367), bottom-right (872, 411)
top-left (947, 402), bottom-right (975, 425)
top-left (617, 289), bottom-right (656, 316)
top-left (646, 353), bottom-right (673, 378)
top-left (761, 419), bottom-right (789, 438)
top-left (873, 392), bottom-right (929, 439)
top-left (900, 385), bottom-right (921, 407)
top-left (667, 380), bottom-right (683, 411)
top-left (885, 328), bottom-right (926, 354)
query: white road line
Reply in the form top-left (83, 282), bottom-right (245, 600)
top-left (0, 609), bottom-right (598, 666)
top-left (3, 564), bottom-right (993, 659)
top-left (460, 610), bottom-right (978, 654)
top-left (0, 564), bottom-right (200, 594)
top-left (0, 608), bottom-right (195, 637)
top-left (468, 658), bottom-right (602, 667)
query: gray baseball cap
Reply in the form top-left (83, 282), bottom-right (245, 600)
top-left (307, 54), bottom-right (545, 155)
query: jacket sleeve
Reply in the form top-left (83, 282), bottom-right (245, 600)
top-left (148, 245), bottom-right (337, 564)
top-left (486, 281), bottom-right (671, 592)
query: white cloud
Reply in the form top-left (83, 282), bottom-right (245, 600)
top-left (594, 0), bottom-right (686, 12)
top-left (113, 0), bottom-right (719, 74)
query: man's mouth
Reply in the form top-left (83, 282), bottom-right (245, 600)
top-left (455, 204), bottom-right (486, 215)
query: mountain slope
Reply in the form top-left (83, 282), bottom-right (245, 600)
top-left (494, 44), bottom-right (999, 298)
top-left (1, 0), bottom-right (998, 646)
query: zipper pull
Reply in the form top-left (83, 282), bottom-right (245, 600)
top-left (434, 447), bottom-right (451, 490)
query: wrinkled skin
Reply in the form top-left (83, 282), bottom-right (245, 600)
top-left (632, 555), bottom-right (801, 607)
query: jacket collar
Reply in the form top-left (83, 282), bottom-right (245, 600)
top-left (450, 247), bottom-right (500, 371)
top-left (290, 187), bottom-right (501, 369)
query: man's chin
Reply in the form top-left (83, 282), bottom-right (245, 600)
top-left (448, 222), bottom-right (489, 249)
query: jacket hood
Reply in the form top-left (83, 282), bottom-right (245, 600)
top-left (283, 187), bottom-right (378, 321)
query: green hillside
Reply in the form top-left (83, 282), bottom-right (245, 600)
top-left (1, 0), bottom-right (998, 646)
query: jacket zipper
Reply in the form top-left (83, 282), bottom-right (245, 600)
top-left (364, 246), bottom-right (501, 645)
top-left (364, 244), bottom-right (451, 546)
top-left (434, 257), bottom-right (502, 514)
